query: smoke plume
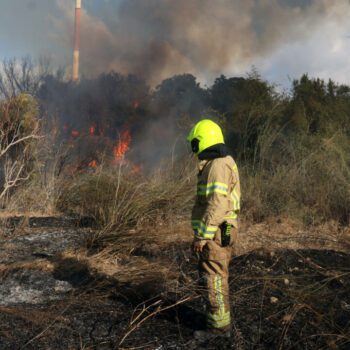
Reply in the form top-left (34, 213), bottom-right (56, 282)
top-left (53, 0), bottom-right (349, 84)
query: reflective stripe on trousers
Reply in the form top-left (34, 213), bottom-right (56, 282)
top-left (207, 275), bottom-right (231, 328)
top-left (199, 238), bottom-right (233, 330)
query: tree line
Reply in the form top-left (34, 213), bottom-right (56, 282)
top-left (0, 58), bottom-right (349, 223)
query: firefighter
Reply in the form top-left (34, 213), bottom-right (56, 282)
top-left (187, 119), bottom-right (241, 339)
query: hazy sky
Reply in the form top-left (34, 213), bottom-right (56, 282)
top-left (0, 0), bottom-right (349, 88)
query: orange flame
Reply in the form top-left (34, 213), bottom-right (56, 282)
top-left (89, 125), bottom-right (96, 136)
top-left (88, 159), bottom-right (97, 168)
top-left (114, 129), bottom-right (132, 161)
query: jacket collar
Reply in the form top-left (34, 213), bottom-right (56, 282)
top-left (198, 143), bottom-right (230, 160)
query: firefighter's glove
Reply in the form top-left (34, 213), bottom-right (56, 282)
top-left (192, 238), bottom-right (207, 253)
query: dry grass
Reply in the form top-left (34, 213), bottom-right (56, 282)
top-left (2, 116), bottom-right (349, 234)
top-left (236, 219), bottom-right (350, 255)
top-left (51, 129), bottom-right (350, 240)
top-left (0, 113), bottom-right (349, 348)
top-left (0, 306), bottom-right (67, 325)
top-left (0, 259), bottom-right (54, 276)
top-left (242, 130), bottom-right (350, 226)
top-left (55, 157), bottom-right (196, 241)
top-left (0, 217), bottom-right (348, 349)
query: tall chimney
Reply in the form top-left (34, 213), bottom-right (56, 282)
top-left (72, 0), bottom-right (81, 82)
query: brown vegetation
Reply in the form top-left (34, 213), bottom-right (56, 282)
top-left (0, 94), bottom-right (41, 206)
top-left (0, 63), bottom-right (349, 349)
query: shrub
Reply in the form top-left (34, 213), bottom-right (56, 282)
top-left (0, 94), bottom-right (41, 206)
top-left (241, 128), bottom-right (350, 225)
top-left (56, 157), bottom-right (196, 235)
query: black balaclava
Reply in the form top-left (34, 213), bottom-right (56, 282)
top-left (198, 143), bottom-right (231, 160)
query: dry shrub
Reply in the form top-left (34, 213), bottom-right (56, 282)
top-left (242, 129), bottom-right (350, 225)
top-left (0, 94), bottom-right (41, 207)
top-left (57, 168), bottom-right (146, 229)
top-left (4, 136), bottom-right (68, 215)
top-left (56, 156), bottom-right (196, 235)
top-left (5, 174), bottom-right (61, 215)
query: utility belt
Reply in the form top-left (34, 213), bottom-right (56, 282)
top-left (219, 221), bottom-right (233, 247)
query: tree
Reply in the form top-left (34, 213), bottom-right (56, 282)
top-left (0, 57), bottom-right (51, 99)
top-left (210, 74), bottom-right (277, 159)
top-left (0, 94), bottom-right (41, 203)
top-left (152, 74), bottom-right (209, 124)
top-left (291, 74), bottom-right (350, 133)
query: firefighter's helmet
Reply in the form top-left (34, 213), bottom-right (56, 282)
top-left (187, 119), bottom-right (224, 154)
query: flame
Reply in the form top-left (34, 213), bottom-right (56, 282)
top-left (60, 123), bottom-right (142, 174)
top-left (88, 159), bottom-right (97, 168)
top-left (114, 129), bottom-right (132, 161)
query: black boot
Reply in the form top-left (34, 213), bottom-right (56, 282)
top-left (194, 328), bottom-right (231, 341)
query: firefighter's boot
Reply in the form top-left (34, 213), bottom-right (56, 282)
top-left (194, 328), bottom-right (231, 341)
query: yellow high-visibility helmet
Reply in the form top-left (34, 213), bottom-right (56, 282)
top-left (187, 119), bottom-right (225, 154)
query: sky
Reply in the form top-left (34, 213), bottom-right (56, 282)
top-left (0, 0), bottom-right (349, 89)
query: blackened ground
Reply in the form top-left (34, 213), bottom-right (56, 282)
top-left (0, 220), bottom-right (349, 349)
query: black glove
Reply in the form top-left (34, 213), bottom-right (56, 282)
top-left (220, 222), bottom-right (232, 247)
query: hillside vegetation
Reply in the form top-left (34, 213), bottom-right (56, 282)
top-left (0, 62), bottom-right (349, 349)
top-left (0, 62), bottom-right (349, 229)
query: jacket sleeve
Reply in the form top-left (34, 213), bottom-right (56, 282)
top-left (194, 160), bottom-right (232, 240)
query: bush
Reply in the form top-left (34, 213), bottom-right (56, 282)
top-left (0, 94), bottom-right (41, 206)
top-left (242, 129), bottom-right (350, 225)
top-left (56, 157), bottom-right (196, 235)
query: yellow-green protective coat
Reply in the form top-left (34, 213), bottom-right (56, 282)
top-left (191, 155), bottom-right (241, 330)
top-left (191, 155), bottom-right (241, 239)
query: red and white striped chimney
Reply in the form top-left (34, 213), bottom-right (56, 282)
top-left (72, 0), bottom-right (81, 81)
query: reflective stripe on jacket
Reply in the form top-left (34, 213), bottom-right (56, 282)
top-left (191, 155), bottom-right (240, 239)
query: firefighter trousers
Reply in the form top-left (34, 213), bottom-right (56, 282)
top-left (198, 227), bottom-right (237, 330)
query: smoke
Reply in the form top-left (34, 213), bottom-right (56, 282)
top-left (1, 1), bottom-right (350, 171)
top-left (51, 0), bottom-right (349, 85)
top-left (1, 1), bottom-right (348, 85)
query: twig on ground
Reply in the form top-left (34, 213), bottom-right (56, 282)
top-left (119, 295), bottom-right (196, 347)
top-left (19, 299), bottom-right (73, 349)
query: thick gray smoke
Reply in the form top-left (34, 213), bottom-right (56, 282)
top-left (1, 0), bottom-right (349, 85)
top-left (54, 0), bottom-right (349, 84)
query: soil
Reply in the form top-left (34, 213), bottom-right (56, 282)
top-left (0, 217), bottom-right (349, 349)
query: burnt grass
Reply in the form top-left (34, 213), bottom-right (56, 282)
top-left (0, 219), bottom-right (349, 349)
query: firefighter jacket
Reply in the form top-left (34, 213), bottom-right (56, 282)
top-left (191, 150), bottom-right (240, 240)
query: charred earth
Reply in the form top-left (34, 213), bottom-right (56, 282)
top-left (0, 217), bottom-right (349, 349)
